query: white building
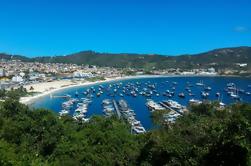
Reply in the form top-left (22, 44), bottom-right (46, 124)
top-left (0, 68), bottom-right (5, 77)
top-left (208, 67), bottom-right (216, 73)
top-left (73, 71), bottom-right (93, 78)
top-left (12, 75), bottom-right (24, 83)
top-left (236, 63), bottom-right (247, 67)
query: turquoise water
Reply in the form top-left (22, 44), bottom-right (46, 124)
top-left (32, 76), bottom-right (251, 129)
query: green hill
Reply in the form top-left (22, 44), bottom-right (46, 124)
top-left (1, 46), bottom-right (251, 70)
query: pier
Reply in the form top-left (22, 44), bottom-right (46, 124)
top-left (159, 102), bottom-right (183, 115)
top-left (50, 94), bottom-right (71, 99)
top-left (113, 100), bottom-right (121, 119)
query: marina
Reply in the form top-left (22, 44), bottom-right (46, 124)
top-left (32, 76), bottom-right (251, 130)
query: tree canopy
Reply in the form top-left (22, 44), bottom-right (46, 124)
top-left (0, 99), bottom-right (250, 165)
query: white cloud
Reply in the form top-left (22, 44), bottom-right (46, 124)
top-left (234, 26), bottom-right (248, 33)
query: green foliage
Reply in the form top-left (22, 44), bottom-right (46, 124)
top-left (85, 76), bottom-right (105, 82)
top-left (0, 99), bottom-right (250, 165)
top-left (0, 87), bottom-right (29, 101)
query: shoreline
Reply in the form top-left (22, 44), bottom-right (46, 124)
top-left (19, 74), bottom-right (250, 105)
top-left (20, 75), bottom-right (158, 105)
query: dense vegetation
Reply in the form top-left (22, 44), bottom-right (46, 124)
top-left (0, 87), bottom-right (31, 101)
top-left (1, 46), bottom-right (251, 70)
top-left (0, 92), bottom-right (250, 165)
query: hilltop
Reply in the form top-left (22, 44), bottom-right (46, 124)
top-left (1, 46), bottom-right (251, 70)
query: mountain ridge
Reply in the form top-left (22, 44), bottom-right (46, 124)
top-left (1, 46), bottom-right (250, 70)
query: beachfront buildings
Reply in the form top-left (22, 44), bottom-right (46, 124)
top-left (0, 58), bottom-right (222, 90)
top-left (0, 60), bottom-right (125, 89)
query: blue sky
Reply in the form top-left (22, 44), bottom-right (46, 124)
top-left (0, 0), bottom-right (250, 57)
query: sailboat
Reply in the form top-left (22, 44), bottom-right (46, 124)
top-left (196, 80), bottom-right (204, 86)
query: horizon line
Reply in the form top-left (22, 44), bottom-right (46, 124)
top-left (0, 45), bottom-right (250, 58)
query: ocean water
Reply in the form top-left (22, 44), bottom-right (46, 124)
top-left (31, 76), bottom-right (251, 130)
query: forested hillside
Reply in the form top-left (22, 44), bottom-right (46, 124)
top-left (1, 46), bottom-right (250, 70)
top-left (0, 96), bottom-right (250, 165)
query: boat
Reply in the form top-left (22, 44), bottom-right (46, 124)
top-left (96, 92), bottom-right (101, 97)
top-left (201, 91), bottom-right (209, 98)
top-left (227, 83), bottom-right (235, 87)
top-left (205, 86), bottom-right (211, 91)
top-left (189, 99), bottom-right (202, 105)
top-left (118, 99), bottom-right (129, 111)
top-left (75, 91), bottom-right (79, 97)
top-left (230, 92), bottom-right (240, 100)
top-left (102, 99), bottom-right (112, 105)
top-left (146, 99), bottom-right (165, 111)
top-left (132, 126), bottom-right (146, 134)
top-left (59, 109), bottom-right (69, 116)
top-left (163, 111), bottom-right (182, 124)
top-left (163, 100), bottom-right (182, 110)
top-left (229, 85), bottom-right (240, 100)
top-left (178, 93), bottom-right (185, 98)
top-left (216, 92), bottom-right (220, 97)
top-left (188, 93), bottom-right (195, 96)
top-left (196, 80), bottom-right (204, 86)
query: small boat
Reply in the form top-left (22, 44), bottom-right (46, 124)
top-left (146, 99), bottom-right (165, 111)
top-left (196, 80), bottom-right (204, 86)
top-left (230, 93), bottom-right (240, 100)
top-left (178, 93), bottom-right (185, 98)
top-left (201, 91), bottom-right (209, 98)
top-left (227, 83), bottom-right (235, 87)
top-left (216, 92), bottom-right (220, 97)
top-left (189, 93), bottom-right (195, 96)
top-left (102, 99), bottom-right (112, 105)
top-left (246, 92), bottom-right (251, 95)
top-left (163, 100), bottom-right (182, 110)
top-left (189, 99), bottom-right (202, 105)
top-left (59, 109), bottom-right (69, 116)
top-left (205, 86), bottom-right (212, 91)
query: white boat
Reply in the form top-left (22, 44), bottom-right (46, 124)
top-left (132, 126), bottom-right (146, 134)
top-left (189, 99), bottom-right (202, 105)
top-left (102, 99), bottom-right (112, 105)
top-left (146, 99), bottom-right (165, 111)
top-left (164, 100), bottom-right (182, 110)
top-left (59, 109), bottom-right (69, 116)
top-left (201, 91), bottom-right (209, 98)
top-left (196, 80), bottom-right (204, 86)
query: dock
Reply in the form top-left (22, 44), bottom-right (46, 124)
top-left (159, 102), bottom-right (183, 115)
top-left (113, 100), bottom-right (121, 119)
top-left (50, 94), bottom-right (71, 99)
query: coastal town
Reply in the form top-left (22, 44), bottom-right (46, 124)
top-left (0, 58), bottom-right (225, 91)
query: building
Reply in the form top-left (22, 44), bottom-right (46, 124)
top-left (0, 68), bottom-right (6, 77)
top-left (12, 75), bottom-right (24, 83)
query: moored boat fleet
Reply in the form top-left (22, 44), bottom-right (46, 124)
top-left (53, 79), bottom-right (250, 132)
top-left (59, 96), bottom-right (91, 122)
top-left (102, 99), bottom-right (146, 134)
top-left (146, 99), bottom-right (188, 124)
